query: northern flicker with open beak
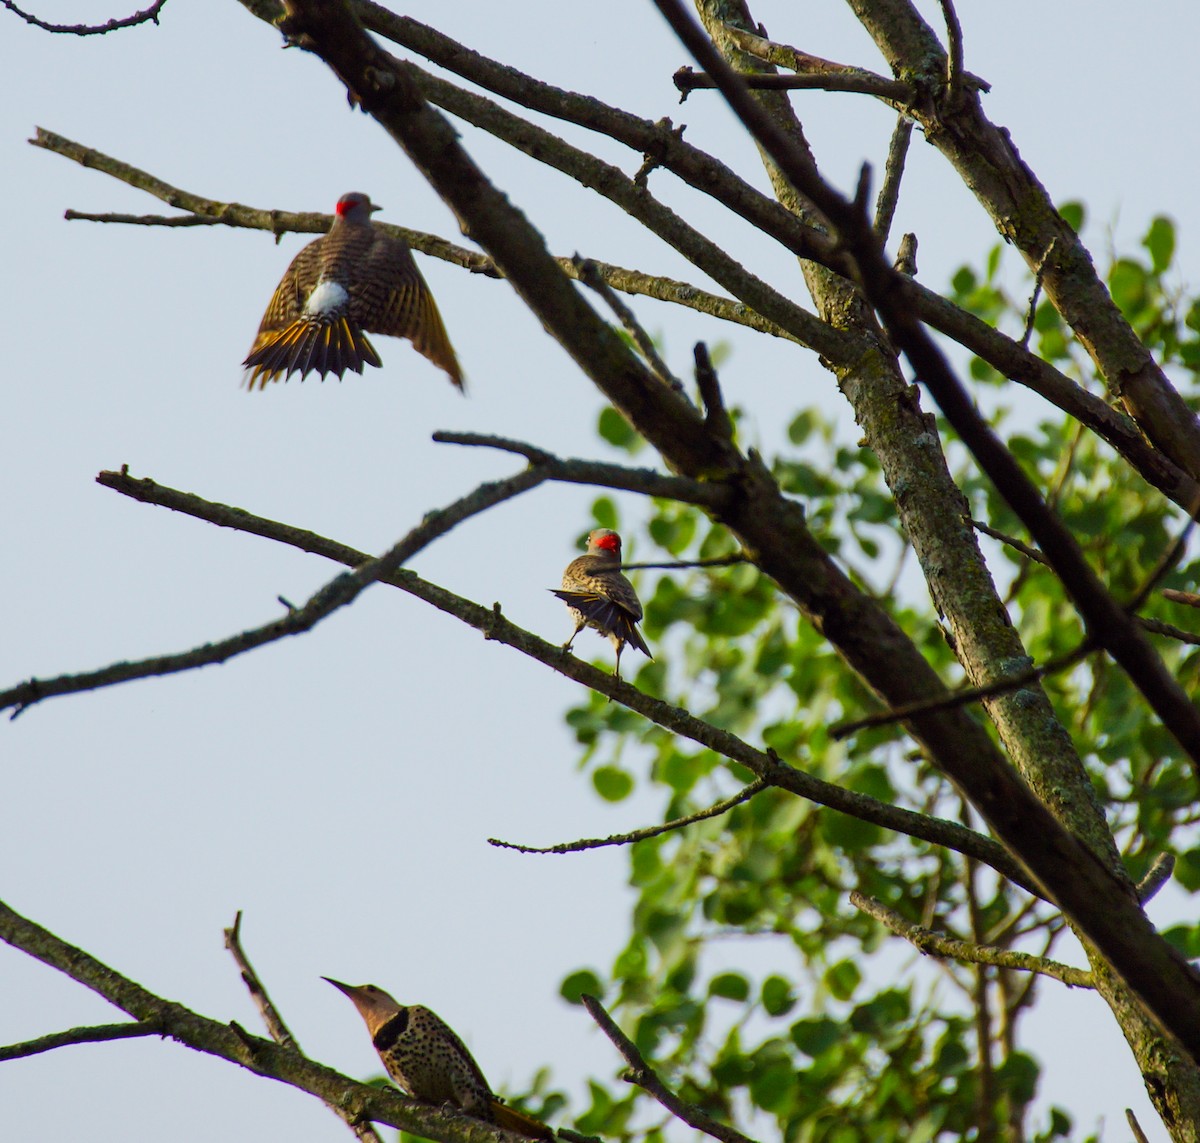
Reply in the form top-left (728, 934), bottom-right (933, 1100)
top-left (323, 978), bottom-right (553, 1141)
top-left (551, 528), bottom-right (652, 679)
top-left (243, 192), bottom-right (463, 390)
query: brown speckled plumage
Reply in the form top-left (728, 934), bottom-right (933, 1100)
top-left (323, 978), bottom-right (552, 1140)
top-left (243, 192), bottom-right (462, 391)
top-left (551, 528), bottom-right (651, 679)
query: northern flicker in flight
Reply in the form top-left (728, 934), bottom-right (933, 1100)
top-left (242, 192), bottom-right (463, 391)
top-left (323, 978), bottom-right (553, 1141)
top-left (551, 528), bottom-right (652, 679)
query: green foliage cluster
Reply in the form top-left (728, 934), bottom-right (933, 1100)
top-left (530, 216), bottom-right (1200, 1142)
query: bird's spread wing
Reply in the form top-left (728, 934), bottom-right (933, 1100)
top-left (253, 241), bottom-right (325, 337)
top-left (356, 239), bottom-right (464, 389)
top-left (374, 278), bottom-right (463, 389)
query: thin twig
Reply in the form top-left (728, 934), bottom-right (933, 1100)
top-left (1126, 486), bottom-right (1200, 613)
top-left (224, 912), bottom-right (298, 1051)
top-left (874, 116), bottom-right (914, 242)
top-left (1164, 589), bottom-right (1200, 610)
top-left (489, 778), bottom-right (768, 854)
top-left (694, 343), bottom-right (734, 442)
top-left (1020, 239), bottom-right (1057, 348)
top-left (581, 995), bottom-right (761, 1143)
top-left (1136, 854), bottom-right (1175, 904)
top-left (970, 518), bottom-right (1049, 565)
top-left (224, 913), bottom-right (383, 1143)
top-left (2, 465), bottom-right (546, 718)
top-left (1127, 1108), bottom-right (1151, 1143)
top-left (574, 256), bottom-right (685, 394)
top-left (936, 0), bottom-right (965, 109)
top-left (429, 432), bottom-right (731, 508)
top-left (830, 639), bottom-right (1095, 740)
top-left (893, 233), bottom-right (918, 277)
top-left (850, 892), bottom-right (1093, 988)
top-left (672, 65), bottom-right (910, 101)
top-left (0, 1021), bottom-right (160, 1060)
top-left (1, 0), bottom-right (166, 35)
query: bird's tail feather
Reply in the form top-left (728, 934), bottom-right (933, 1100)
top-left (243, 316), bottom-right (381, 389)
top-left (489, 1099), bottom-right (554, 1141)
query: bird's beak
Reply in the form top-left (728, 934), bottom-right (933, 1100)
top-left (369, 203), bottom-right (383, 214)
top-left (322, 976), bottom-right (357, 998)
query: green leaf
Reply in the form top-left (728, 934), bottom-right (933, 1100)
top-left (560, 969), bottom-right (604, 1004)
top-left (1109, 258), bottom-right (1148, 317)
top-left (592, 766), bottom-right (634, 802)
top-left (1143, 215), bottom-right (1176, 273)
top-left (824, 959), bottom-right (862, 1001)
top-left (709, 972), bottom-right (751, 1001)
top-left (590, 496), bottom-right (618, 530)
top-left (1058, 200), bottom-right (1085, 231)
top-left (597, 406), bottom-right (642, 452)
top-left (790, 1016), bottom-right (841, 1058)
top-left (761, 975), bottom-right (796, 1017)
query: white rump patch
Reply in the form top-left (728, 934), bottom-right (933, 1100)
top-left (304, 280), bottom-right (350, 316)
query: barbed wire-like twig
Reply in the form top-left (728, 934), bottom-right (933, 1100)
top-left (0, 1021), bottom-right (161, 1060)
top-left (224, 913), bottom-right (383, 1143)
top-left (1, 0), bottom-right (166, 35)
top-left (581, 994), bottom-right (761, 1143)
top-left (850, 891), bottom-right (1093, 988)
top-left (489, 778), bottom-right (768, 854)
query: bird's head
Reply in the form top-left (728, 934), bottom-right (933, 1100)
top-left (586, 529), bottom-right (622, 556)
top-left (323, 977), bottom-right (404, 1037)
top-left (334, 192), bottom-right (382, 223)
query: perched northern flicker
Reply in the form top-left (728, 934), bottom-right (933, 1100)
top-left (323, 978), bottom-right (553, 1141)
top-left (243, 192), bottom-right (463, 390)
top-left (551, 528), bottom-right (652, 679)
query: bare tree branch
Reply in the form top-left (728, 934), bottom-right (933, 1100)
top-left (489, 778), bottom-right (769, 855)
top-left (0, 1021), bottom-right (161, 1060)
top-left (1137, 855), bottom-right (1176, 904)
top-left (672, 66), bottom-right (910, 100)
top-left (1, 465), bottom-right (546, 718)
top-left (224, 913), bottom-right (383, 1143)
top-left (323, 7), bottom-right (1200, 513)
top-left (649, 0), bottom-right (1200, 1064)
top-left (581, 994), bottom-right (760, 1143)
top-left (1, 0), bottom-right (166, 35)
top-left (850, 891), bottom-right (1093, 988)
top-left (656, 0), bottom-right (1200, 775)
top-left (0, 897), bottom-right (529, 1143)
top-left (874, 115), bottom-right (914, 242)
top-left (73, 469), bottom-right (1044, 896)
top-left (574, 256), bottom-right (685, 394)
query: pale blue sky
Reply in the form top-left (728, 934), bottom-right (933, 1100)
top-left (2, 2), bottom-right (1199, 1140)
